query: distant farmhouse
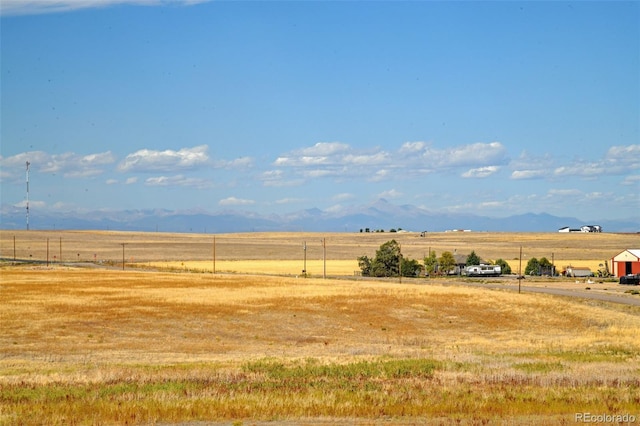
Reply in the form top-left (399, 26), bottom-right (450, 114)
top-left (558, 225), bottom-right (602, 233)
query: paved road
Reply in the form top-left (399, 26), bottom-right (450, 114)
top-left (452, 279), bottom-right (640, 307)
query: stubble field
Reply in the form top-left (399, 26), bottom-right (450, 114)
top-left (1, 230), bottom-right (639, 425)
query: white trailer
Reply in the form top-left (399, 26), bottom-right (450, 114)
top-left (565, 266), bottom-right (593, 277)
top-left (464, 264), bottom-right (502, 277)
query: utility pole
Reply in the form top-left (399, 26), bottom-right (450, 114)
top-left (518, 246), bottom-right (523, 294)
top-left (303, 241), bottom-right (307, 277)
top-left (212, 235), bottom-right (216, 274)
top-left (322, 237), bottom-right (326, 279)
top-left (25, 161), bottom-right (30, 230)
top-left (120, 243), bottom-right (127, 270)
top-left (399, 244), bottom-right (402, 284)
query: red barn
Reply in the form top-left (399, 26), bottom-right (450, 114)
top-left (611, 249), bottom-right (640, 277)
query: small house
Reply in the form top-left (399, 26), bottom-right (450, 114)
top-left (611, 249), bottom-right (640, 277)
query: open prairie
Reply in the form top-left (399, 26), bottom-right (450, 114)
top-left (1, 230), bottom-right (640, 425)
top-left (1, 229), bottom-right (638, 274)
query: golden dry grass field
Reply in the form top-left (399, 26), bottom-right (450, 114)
top-left (1, 230), bottom-right (640, 425)
top-left (2, 229), bottom-right (638, 274)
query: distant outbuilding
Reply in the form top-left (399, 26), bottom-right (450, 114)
top-left (611, 249), bottom-right (640, 277)
top-left (558, 225), bottom-right (602, 233)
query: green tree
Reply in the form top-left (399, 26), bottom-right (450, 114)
top-left (494, 258), bottom-right (512, 275)
top-left (438, 251), bottom-right (456, 275)
top-left (424, 251), bottom-right (438, 276)
top-left (357, 255), bottom-right (372, 277)
top-left (358, 240), bottom-right (422, 277)
top-left (539, 257), bottom-right (552, 267)
top-left (401, 257), bottom-right (422, 277)
top-left (466, 250), bottom-right (481, 266)
top-left (370, 240), bottom-right (401, 277)
top-left (537, 257), bottom-right (554, 275)
top-left (524, 257), bottom-right (541, 275)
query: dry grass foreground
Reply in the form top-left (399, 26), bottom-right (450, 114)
top-left (1, 265), bottom-right (640, 425)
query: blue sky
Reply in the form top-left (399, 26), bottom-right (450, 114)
top-left (1, 0), bottom-right (638, 223)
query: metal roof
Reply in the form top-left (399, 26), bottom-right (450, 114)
top-left (628, 249), bottom-right (640, 258)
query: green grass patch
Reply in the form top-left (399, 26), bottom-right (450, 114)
top-left (512, 361), bottom-right (564, 374)
top-left (549, 346), bottom-right (638, 363)
top-left (3, 356), bottom-right (640, 424)
top-left (514, 345), bottom-right (639, 364)
top-left (243, 357), bottom-right (440, 381)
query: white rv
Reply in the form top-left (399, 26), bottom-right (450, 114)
top-left (464, 264), bottom-right (502, 277)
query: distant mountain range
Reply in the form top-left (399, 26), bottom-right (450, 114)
top-left (1, 199), bottom-right (638, 233)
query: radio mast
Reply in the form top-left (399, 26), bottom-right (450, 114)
top-left (26, 161), bottom-right (30, 230)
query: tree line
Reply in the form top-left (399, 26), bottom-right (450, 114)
top-left (357, 240), bottom-right (513, 278)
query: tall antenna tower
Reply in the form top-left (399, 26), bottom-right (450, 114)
top-left (26, 161), bottom-right (30, 230)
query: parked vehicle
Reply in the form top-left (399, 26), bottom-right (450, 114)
top-left (619, 274), bottom-right (640, 285)
top-left (464, 264), bottom-right (501, 277)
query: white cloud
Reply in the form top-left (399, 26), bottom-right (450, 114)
top-left (547, 188), bottom-right (582, 197)
top-left (299, 142), bottom-right (350, 156)
top-left (539, 188), bottom-right (617, 209)
top-left (399, 141), bottom-right (426, 153)
top-left (1, 150), bottom-right (115, 179)
top-left (0, 151), bottom-right (47, 180)
top-left (220, 157), bottom-right (254, 169)
top-left (462, 166), bottom-right (499, 178)
top-left (478, 201), bottom-right (505, 209)
top-left (273, 141), bottom-right (507, 185)
top-left (605, 144), bottom-right (640, 161)
top-left (118, 145), bottom-right (209, 172)
top-left (585, 191), bottom-right (607, 201)
top-left (218, 196), bottom-right (255, 206)
top-left (370, 169), bottom-right (390, 182)
top-left (414, 141), bottom-right (508, 168)
top-left (275, 198), bottom-right (305, 204)
top-left (510, 144), bottom-right (639, 181)
top-left (144, 174), bottom-right (211, 188)
top-left (303, 169), bottom-right (338, 178)
top-left (508, 151), bottom-right (554, 180)
top-left (125, 177), bottom-right (138, 184)
top-left (324, 204), bottom-right (346, 214)
top-left (0, 0), bottom-right (212, 16)
top-left (332, 193), bottom-right (355, 202)
top-left (343, 152), bottom-right (390, 165)
top-left (14, 199), bottom-right (47, 209)
top-left (105, 179), bottom-right (118, 185)
top-left (260, 169), bottom-right (303, 187)
top-left (622, 175), bottom-right (640, 186)
top-left (553, 163), bottom-right (606, 178)
top-left (377, 189), bottom-right (403, 199)
top-left (556, 144), bottom-right (640, 178)
top-left (510, 169), bottom-right (547, 180)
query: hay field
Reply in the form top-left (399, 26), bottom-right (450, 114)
top-left (1, 230), bottom-right (640, 424)
top-left (151, 259), bottom-right (358, 277)
top-left (2, 229), bottom-right (637, 273)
